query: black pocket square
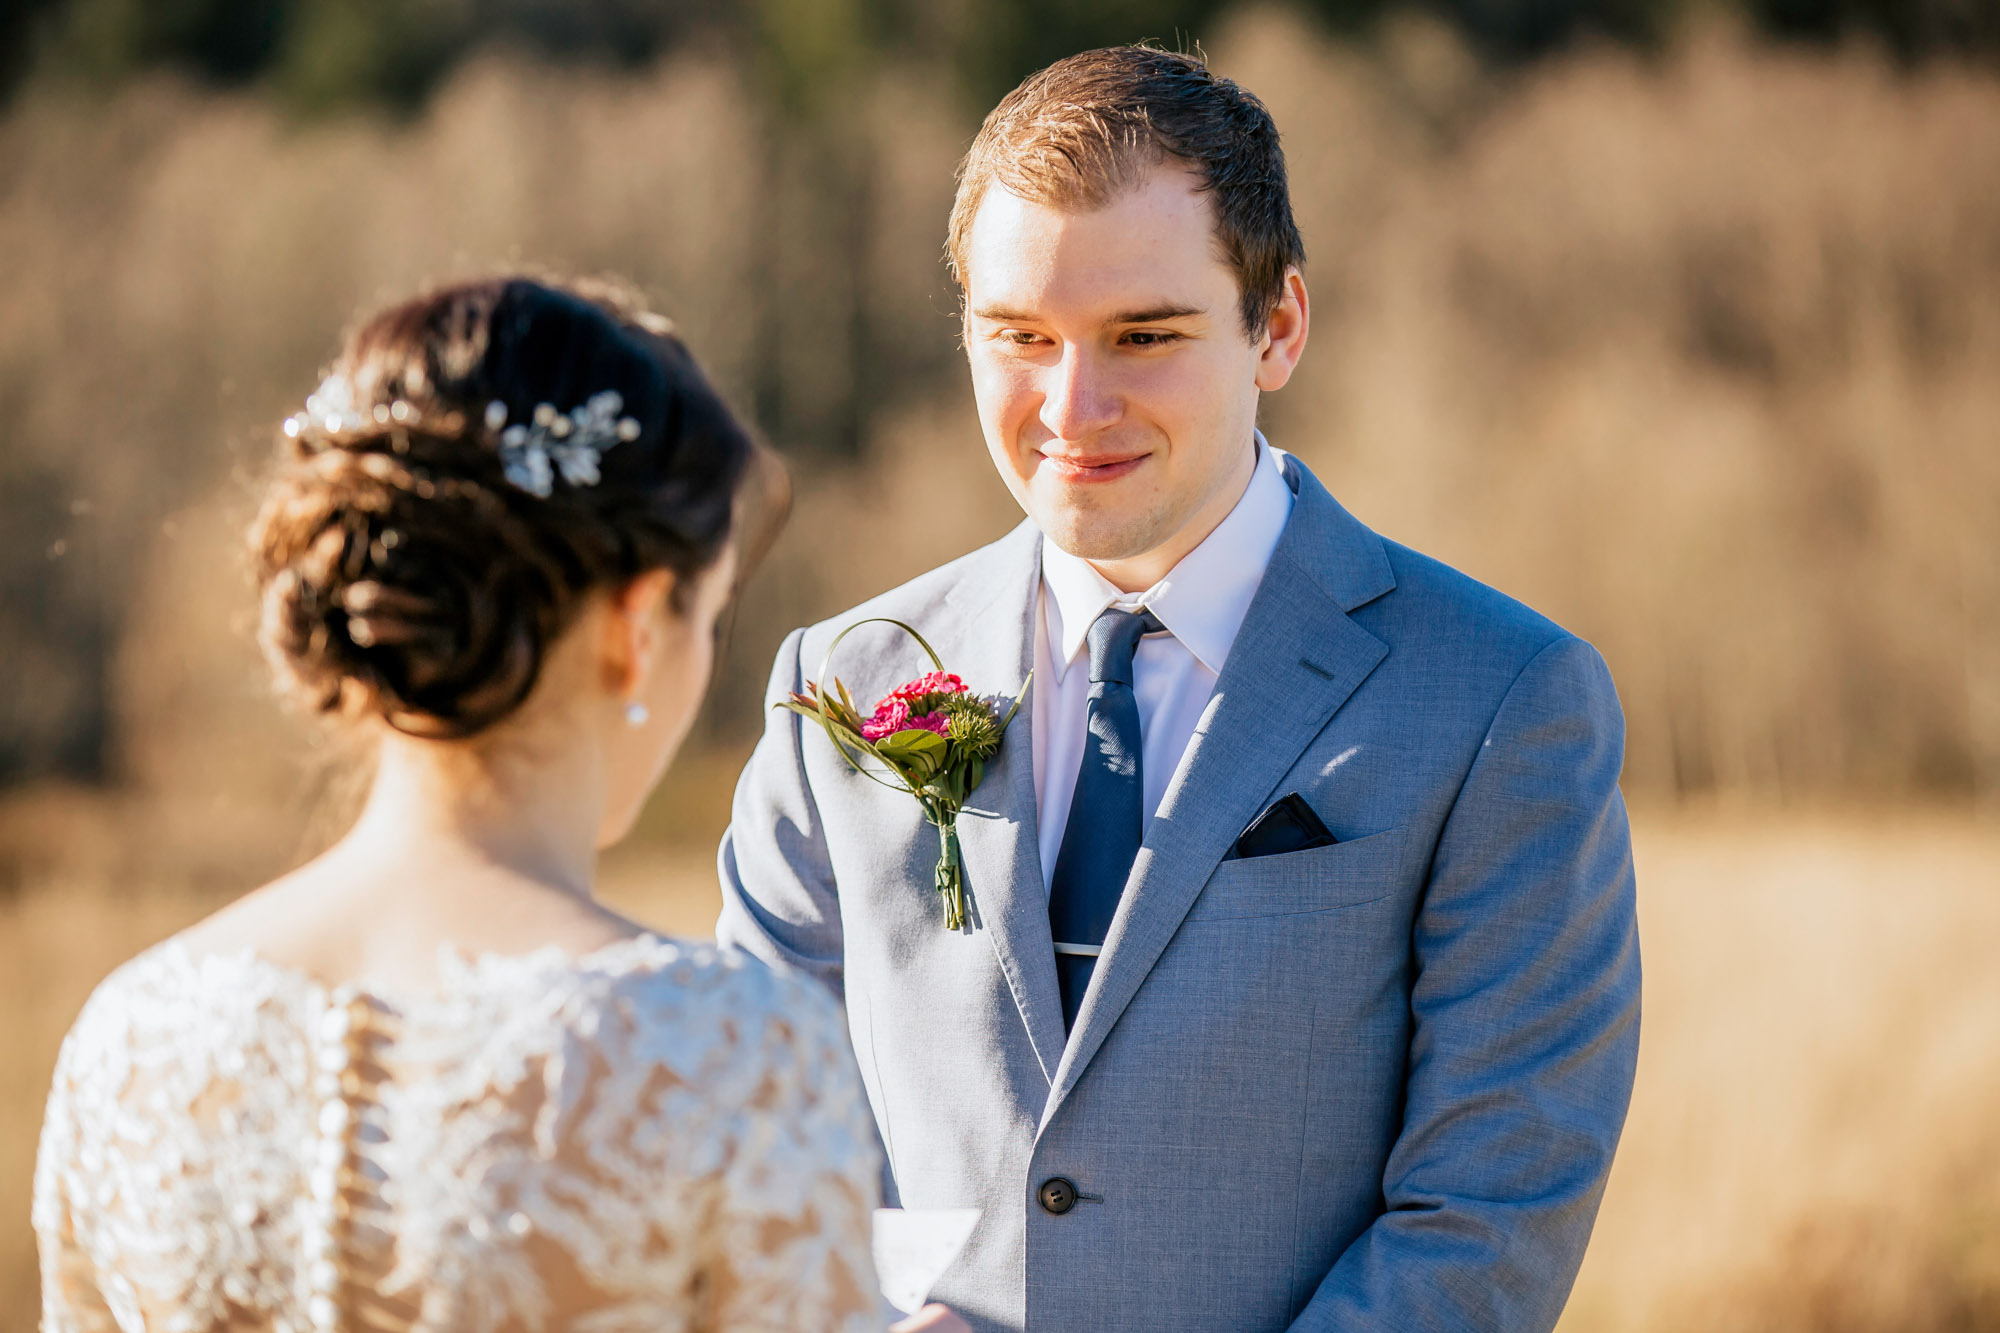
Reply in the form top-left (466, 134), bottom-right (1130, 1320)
top-left (1232, 793), bottom-right (1337, 860)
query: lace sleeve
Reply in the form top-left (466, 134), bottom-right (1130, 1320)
top-left (698, 964), bottom-right (889, 1333)
top-left (34, 1016), bottom-right (127, 1333)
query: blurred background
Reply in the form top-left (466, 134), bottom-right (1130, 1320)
top-left (2, 0), bottom-right (1998, 1327)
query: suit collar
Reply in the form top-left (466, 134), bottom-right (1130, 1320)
top-left (944, 518), bottom-right (1042, 621)
top-left (1269, 446), bottom-right (1397, 614)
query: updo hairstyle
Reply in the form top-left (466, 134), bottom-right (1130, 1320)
top-left (251, 276), bottom-right (773, 740)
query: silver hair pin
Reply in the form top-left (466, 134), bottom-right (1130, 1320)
top-left (487, 391), bottom-right (642, 499)
top-left (283, 374), bottom-right (418, 439)
top-left (285, 374), bottom-right (366, 437)
top-left (279, 376), bottom-right (639, 505)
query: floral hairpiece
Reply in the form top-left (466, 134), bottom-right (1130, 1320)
top-left (486, 391), bottom-right (642, 499)
top-left (281, 374), bottom-right (642, 500)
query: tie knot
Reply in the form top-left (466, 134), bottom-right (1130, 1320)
top-left (1085, 607), bottom-right (1163, 685)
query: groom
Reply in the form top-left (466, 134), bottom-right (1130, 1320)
top-left (719, 45), bottom-right (1640, 1333)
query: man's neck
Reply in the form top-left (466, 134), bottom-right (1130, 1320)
top-left (1084, 443), bottom-right (1261, 594)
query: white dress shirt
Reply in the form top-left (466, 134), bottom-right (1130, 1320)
top-left (1031, 437), bottom-right (1297, 896)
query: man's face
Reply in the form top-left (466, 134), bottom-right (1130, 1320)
top-left (961, 165), bottom-right (1303, 584)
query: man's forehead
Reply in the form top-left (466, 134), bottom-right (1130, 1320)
top-left (964, 172), bottom-right (1229, 318)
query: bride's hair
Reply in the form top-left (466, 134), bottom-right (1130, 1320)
top-left (250, 275), bottom-right (782, 740)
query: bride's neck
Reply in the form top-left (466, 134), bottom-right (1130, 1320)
top-left (346, 729), bottom-right (605, 901)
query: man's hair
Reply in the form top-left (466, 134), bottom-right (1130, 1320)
top-left (947, 45), bottom-right (1305, 336)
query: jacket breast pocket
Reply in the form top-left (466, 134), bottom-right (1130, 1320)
top-left (1183, 825), bottom-right (1419, 921)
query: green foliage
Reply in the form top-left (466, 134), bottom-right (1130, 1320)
top-left (276, 0), bottom-right (456, 113)
top-left (10, 0), bottom-right (722, 110)
top-left (942, 695), bottom-right (1002, 760)
top-left (32, 0), bottom-right (288, 88)
top-left (749, 0), bottom-right (875, 114)
top-left (7, 0), bottom-right (2000, 111)
top-left (873, 727), bottom-right (946, 781)
top-left (1744, 0), bottom-right (2000, 62)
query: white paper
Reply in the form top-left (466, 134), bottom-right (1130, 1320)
top-left (872, 1207), bottom-right (981, 1315)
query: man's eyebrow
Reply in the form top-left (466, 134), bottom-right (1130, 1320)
top-left (1108, 303), bottom-right (1206, 324)
top-left (968, 302), bottom-right (1208, 324)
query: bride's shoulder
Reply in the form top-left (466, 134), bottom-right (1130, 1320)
top-left (65, 934), bottom-right (272, 1026)
top-left (558, 938), bottom-right (857, 1098)
top-left (567, 935), bottom-right (846, 1042)
top-left (44, 935), bottom-right (311, 1106)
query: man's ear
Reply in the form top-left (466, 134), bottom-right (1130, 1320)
top-left (1253, 268), bottom-right (1310, 392)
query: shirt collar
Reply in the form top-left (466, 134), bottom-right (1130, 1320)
top-left (1041, 433), bottom-right (1297, 682)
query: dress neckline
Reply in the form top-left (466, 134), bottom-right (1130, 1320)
top-left (146, 930), bottom-right (694, 1010)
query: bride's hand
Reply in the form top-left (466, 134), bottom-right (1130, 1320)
top-left (890, 1303), bottom-right (972, 1332)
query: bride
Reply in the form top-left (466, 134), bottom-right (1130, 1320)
top-left (33, 276), bottom-right (965, 1333)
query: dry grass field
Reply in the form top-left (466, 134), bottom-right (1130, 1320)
top-left (3, 797), bottom-right (1996, 1329)
top-left (1563, 809), bottom-right (2000, 1332)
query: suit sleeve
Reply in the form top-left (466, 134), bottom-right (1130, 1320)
top-left (1290, 634), bottom-right (1642, 1333)
top-left (715, 628), bottom-right (849, 998)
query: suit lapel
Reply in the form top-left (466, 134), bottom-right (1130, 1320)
top-left (942, 522), bottom-right (1069, 1085)
top-left (1043, 458), bottom-right (1397, 1122)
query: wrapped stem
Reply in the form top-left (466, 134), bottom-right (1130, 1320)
top-left (934, 817), bottom-right (966, 931)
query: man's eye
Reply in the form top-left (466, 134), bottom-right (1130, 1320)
top-left (1124, 331), bottom-right (1181, 347)
top-left (1000, 330), bottom-right (1043, 346)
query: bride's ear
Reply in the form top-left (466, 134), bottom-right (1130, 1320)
top-left (599, 569), bottom-right (678, 701)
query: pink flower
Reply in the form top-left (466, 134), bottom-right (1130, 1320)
top-left (859, 696), bottom-right (954, 742)
top-left (861, 671), bottom-right (967, 740)
top-left (860, 698), bottom-right (912, 741)
top-left (889, 671), bottom-right (966, 703)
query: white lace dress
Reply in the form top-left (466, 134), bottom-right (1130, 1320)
top-left (33, 934), bottom-right (890, 1333)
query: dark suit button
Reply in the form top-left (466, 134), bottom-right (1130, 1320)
top-left (1038, 1177), bottom-right (1078, 1215)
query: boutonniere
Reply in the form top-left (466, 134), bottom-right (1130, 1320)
top-left (779, 618), bottom-right (1031, 931)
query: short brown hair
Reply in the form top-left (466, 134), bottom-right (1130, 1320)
top-left (947, 45), bottom-right (1305, 335)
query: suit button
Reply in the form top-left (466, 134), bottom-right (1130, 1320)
top-left (1037, 1177), bottom-right (1078, 1216)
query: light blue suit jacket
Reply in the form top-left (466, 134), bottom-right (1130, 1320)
top-left (717, 452), bottom-right (1640, 1332)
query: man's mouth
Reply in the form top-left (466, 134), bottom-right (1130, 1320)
top-left (1037, 450), bottom-right (1149, 484)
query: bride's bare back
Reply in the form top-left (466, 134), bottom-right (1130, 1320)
top-left (173, 834), bottom-right (647, 1000)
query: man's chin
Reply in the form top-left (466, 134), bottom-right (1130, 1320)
top-left (1032, 510), bottom-right (1167, 565)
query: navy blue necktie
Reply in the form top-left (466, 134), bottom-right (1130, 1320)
top-left (1048, 606), bottom-right (1163, 1032)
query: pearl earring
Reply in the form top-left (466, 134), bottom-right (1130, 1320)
top-left (624, 701), bottom-right (650, 728)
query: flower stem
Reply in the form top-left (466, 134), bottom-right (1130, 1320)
top-left (935, 817), bottom-right (965, 930)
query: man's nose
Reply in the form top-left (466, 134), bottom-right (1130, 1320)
top-left (1039, 347), bottom-right (1119, 441)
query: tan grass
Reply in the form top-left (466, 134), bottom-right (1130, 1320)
top-left (3, 804), bottom-right (1996, 1327)
top-left (1561, 809), bottom-right (2000, 1331)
